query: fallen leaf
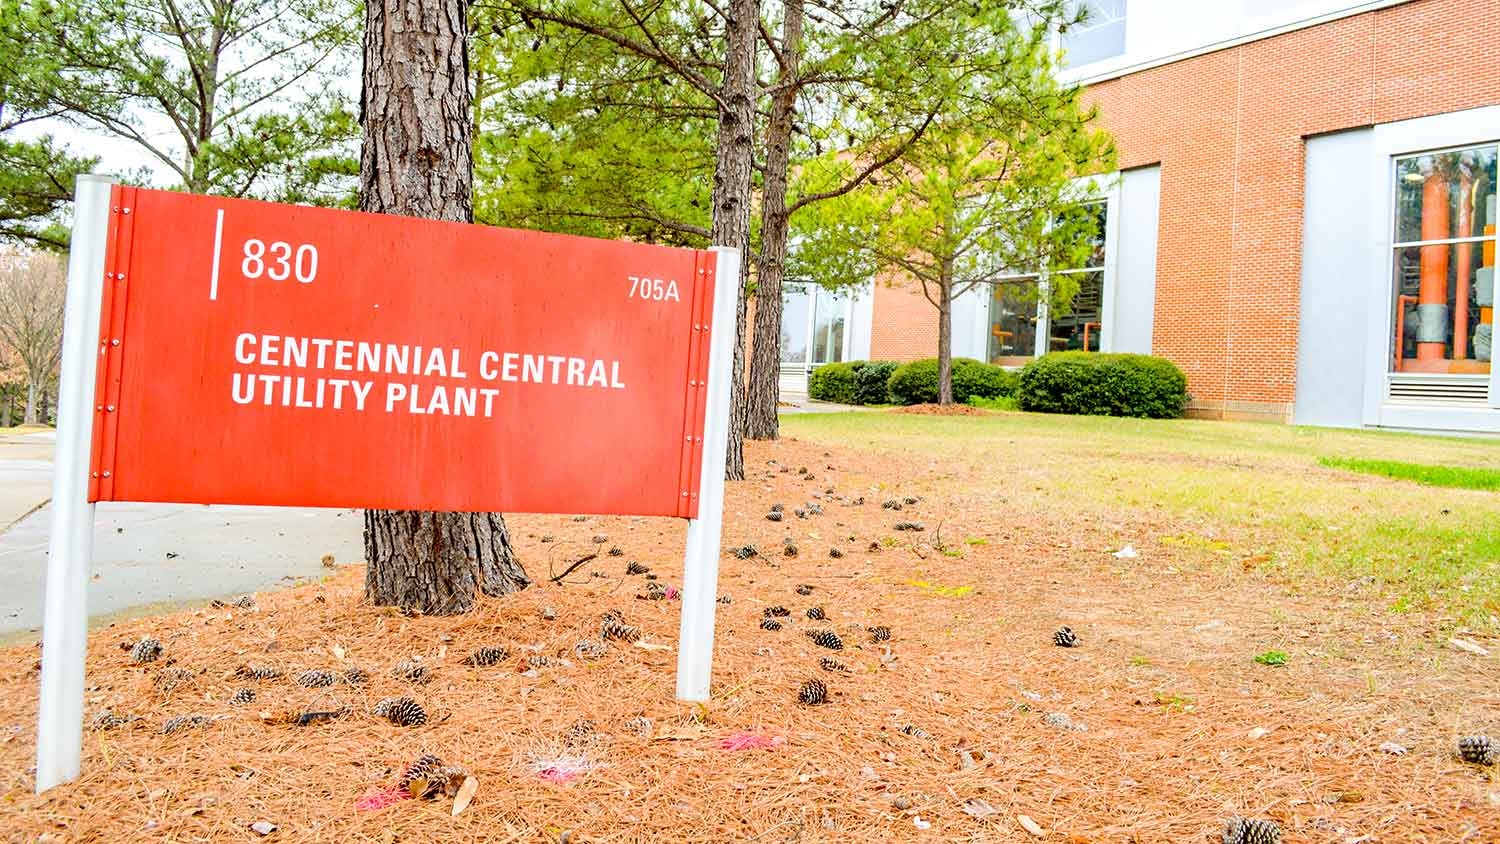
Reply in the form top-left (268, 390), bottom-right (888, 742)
top-left (1017, 814), bottom-right (1044, 837)
top-left (451, 774), bottom-right (479, 816)
top-left (961, 798), bottom-right (999, 819)
top-left (250, 820), bottom-right (276, 836)
top-left (1448, 637), bottom-right (1491, 657)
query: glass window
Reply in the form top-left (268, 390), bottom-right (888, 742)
top-left (1389, 144), bottom-right (1497, 375)
top-left (1062, 0), bottom-right (1126, 69)
top-left (781, 285), bottom-right (810, 364)
top-left (812, 289), bottom-right (846, 364)
top-left (988, 279), bottom-right (1041, 366)
top-left (1049, 270), bottom-right (1103, 353)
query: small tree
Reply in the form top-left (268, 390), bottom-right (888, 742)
top-left (0, 248), bottom-right (65, 424)
top-left (821, 10), bottom-right (1113, 404)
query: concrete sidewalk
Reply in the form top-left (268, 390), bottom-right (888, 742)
top-left (0, 429), bottom-right (362, 637)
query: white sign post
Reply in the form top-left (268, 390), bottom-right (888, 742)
top-left (674, 246), bottom-right (739, 702)
top-left (35, 175), bottom-right (113, 793)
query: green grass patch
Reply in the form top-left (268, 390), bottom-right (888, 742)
top-left (1319, 456), bottom-right (1500, 491)
top-left (966, 395), bottom-right (1020, 411)
top-left (1253, 650), bottom-right (1288, 666)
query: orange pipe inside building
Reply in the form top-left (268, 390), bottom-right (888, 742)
top-left (1417, 173), bottom-right (1450, 363)
top-left (1454, 176), bottom-right (1473, 359)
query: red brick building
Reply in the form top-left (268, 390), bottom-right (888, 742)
top-left (804, 0), bottom-right (1500, 432)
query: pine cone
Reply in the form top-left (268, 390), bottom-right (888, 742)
top-left (233, 595), bottom-right (257, 610)
top-left (1053, 626), bottom-right (1079, 648)
top-left (819, 657), bottom-right (848, 673)
top-left (154, 667), bottom-right (195, 693)
top-left (342, 667), bottom-right (369, 685)
top-left (760, 617), bottom-right (783, 632)
top-left (91, 710), bottom-right (131, 731)
top-left (398, 753), bottom-right (456, 798)
top-left (795, 584), bottom-right (814, 596)
top-left (227, 688), bottom-right (256, 706)
top-left (607, 546), bottom-right (624, 557)
top-left (900, 724), bottom-right (932, 740)
top-left (806, 606), bottom-right (826, 620)
top-left (235, 664), bottom-right (284, 681)
top-left (893, 521), bottom-right (925, 532)
top-left (295, 669), bottom-right (337, 688)
top-left (764, 606), bottom-right (791, 618)
top-left (565, 718), bottom-right (597, 746)
top-left (623, 715), bottom-right (653, 736)
top-left (392, 659), bottom-right (432, 684)
top-left (601, 618), bottom-right (643, 642)
top-left (1458, 735), bottom-right (1494, 765)
top-left (770, 503), bottom-right (784, 513)
top-left (867, 625), bottom-right (891, 642)
top-left (797, 678), bottom-right (827, 705)
top-left (373, 696), bottom-right (427, 727)
top-left (1222, 817), bottom-right (1282, 844)
top-left (807, 629), bottom-right (844, 650)
top-left (902, 496), bottom-right (920, 505)
top-left (130, 637), bottom-right (163, 664)
top-left (645, 581), bottom-right (667, 600)
top-left (882, 499), bottom-right (902, 511)
top-left (573, 640), bottom-right (607, 659)
top-left (463, 646), bottom-right (509, 667)
top-left (716, 595), bottom-right (733, 604)
top-left (161, 714), bottom-right (214, 735)
top-left (766, 511), bottom-right (784, 522)
top-left (783, 542), bottom-right (798, 557)
top-left (625, 561), bottom-right (649, 576)
top-left (828, 547), bottom-right (844, 559)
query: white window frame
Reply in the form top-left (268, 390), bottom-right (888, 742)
top-left (1057, 0), bottom-right (1129, 71)
top-left (980, 175), bottom-right (1120, 363)
top-left (782, 281), bottom-right (853, 372)
top-left (1362, 105), bottom-right (1500, 431)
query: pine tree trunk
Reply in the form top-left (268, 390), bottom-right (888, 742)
top-left (745, 0), bottom-right (802, 441)
top-left (358, 0), bottom-right (528, 613)
top-left (713, 0), bottom-right (758, 480)
top-left (937, 270), bottom-right (954, 406)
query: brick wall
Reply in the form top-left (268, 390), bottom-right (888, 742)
top-left (869, 0), bottom-right (1500, 419)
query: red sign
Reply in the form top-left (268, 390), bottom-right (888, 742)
top-left (88, 187), bottom-right (721, 517)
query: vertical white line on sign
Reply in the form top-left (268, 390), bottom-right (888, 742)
top-left (35, 175), bottom-right (112, 793)
top-left (675, 246), bottom-right (739, 702)
top-left (209, 209), bottom-right (224, 301)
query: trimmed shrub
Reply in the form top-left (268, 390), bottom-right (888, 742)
top-left (807, 361), bottom-right (858, 404)
top-left (951, 360), bottom-right (1020, 401)
top-left (1017, 352), bottom-right (1188, 419)
top-left (887, 358), bottom-right (1017, 405)
top-left (853, 361), bottom-right (899, 405)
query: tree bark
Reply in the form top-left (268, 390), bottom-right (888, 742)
top-left (937, 264), bottom-right (954, 406)
top-left (358, 0), bottom-right (529, 613)
top-left (712, 0), bottom-right (758, 480)
top-left (745, 0), bottom-right (802, 441)
top-left (23, 380), bottom-right (38, 425)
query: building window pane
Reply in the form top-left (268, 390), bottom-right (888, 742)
top-left (1062, 0), bottom-right (1126, 69)
top-left (781, 285), bottom-right (810, 364)
top-left (1395, 147), bottom-right (1497, 245)
top-left (988, 279), bottom-right (1041, 366)
top-left (1389, 144), bottom-right (1497, 375)
top-left (812, 289), bottom-right (845, 364)
top-left (1049, 270), bottom-right (1103, 352)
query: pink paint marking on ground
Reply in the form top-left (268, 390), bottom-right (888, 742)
top-left (355, 786), bottom-right (412, 812)
top-left (537, 767), bottom-right (582, 785)
top-left (716, 732), bottom-right (783, 751)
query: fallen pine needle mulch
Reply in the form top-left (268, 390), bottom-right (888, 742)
top-left (0, 435), bottom-right (1496, 843)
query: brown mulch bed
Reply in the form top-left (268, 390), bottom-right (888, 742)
top-left (0, 437), bottom-right (1495, 843)
top-left (892, 403), bottom-right (989, 416)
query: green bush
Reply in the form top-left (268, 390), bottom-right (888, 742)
top-left (1017, 352), bottom-right (1188, 419)
top-left (886, 358), bottom-right (1018, 405)
top-left (853, 361), bottom-right (898, 405)
top-left (807, 361), bottom-right (858, 404)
